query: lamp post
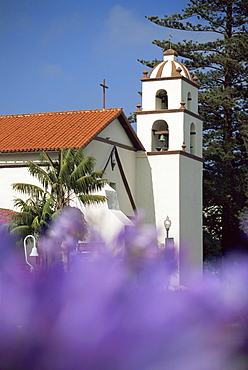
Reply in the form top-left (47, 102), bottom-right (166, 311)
top-left (164, 216), bottom-right (171, 248)
top-left (23, 235), bottom-right (39, 273)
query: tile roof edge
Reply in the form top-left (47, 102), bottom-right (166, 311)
top-left (82, 108), bottom-right (124, 148)
top-left (0, 207), bottom-right (16, 213)
top-left (0, 108), bottom-right (125, 154)
top-left (0, 107), bottom-right (123, 118)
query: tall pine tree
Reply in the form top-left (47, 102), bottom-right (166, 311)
top-left (140, 0), bottom-right (248, 254)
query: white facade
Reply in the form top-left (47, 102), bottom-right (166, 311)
top-left (136, 49), bottom-right (203, 284)
top-left (0, 49), bottom-right (203, 283)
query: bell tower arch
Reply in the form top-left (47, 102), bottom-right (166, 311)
top-left (152, 120), bottom-right (169, 151)
top-left (136, 49), bottom-right (204, 284)
top-left (156, 90), bottom-right (168, 110)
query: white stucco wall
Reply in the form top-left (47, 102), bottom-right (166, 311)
top-left (143, 152), bottom-right (202, 284)
top-left (137, 110), bottom-right (202, 156)
top-left (135, 151), bottom-right (155, 224)
top-left (97, 119), bottom-right (134, 146)
top-left (137, 111), bottom-right (185, 152)
top-left (142, 79), bottom-right (183, 111)
top-left (181, 81), bottom-right (198, 114)
top-left (0, 152), bottom-right (46, 210)
top-left (141, 78), bottom-right (198, 114)
top-left (183, 114), bottom-right (202, 158)
top-left (84, 118), bottom-right (138, 217)
top-left (146, 154), bottom-right (181, 246)
top-left (77, 184), bottom-right (134, 244)
top-left (179, 155), bottom-right (203, 283)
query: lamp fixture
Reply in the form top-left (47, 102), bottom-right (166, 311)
top-left (24, 235), bottom-right (39, 273)
top-left (164, 216), bottom-right (172, 244)
top-left (164, 216), bottom-right (171, 231)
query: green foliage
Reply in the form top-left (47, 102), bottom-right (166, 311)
top-left (143, 0), bottom-right (248, 254)
top-left (128, 112), bottom-right (137, 124)
top-left (10, 148), bottom-right (107, 243)
top-left (239, 208), bottom-right (248, 236)
top-left (13, 147), bottom-right (107, 212)
top-left (5, 196), bottom-right (54, 244)
top-left (203, 230), bottom-right (222, 261)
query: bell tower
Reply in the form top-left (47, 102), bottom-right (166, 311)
top-left (136, 49), bottom-right (203, 284)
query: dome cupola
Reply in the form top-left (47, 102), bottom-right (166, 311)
top-left (148, 49), bottom-right (193, 81)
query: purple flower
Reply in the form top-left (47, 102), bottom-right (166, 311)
top-left (47, 206), bottom-right (87, 248)
top-left (39, 207), bottom-right (88, 271)
top-left (0, 209), bottom-right (248, 369)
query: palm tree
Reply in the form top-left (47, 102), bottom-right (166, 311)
top-left (6, 196), bottom-right (54, 244)
top-left (10, 148), bottom-right (106, 268)
top-left (12, 147), bottom-right (107, 211)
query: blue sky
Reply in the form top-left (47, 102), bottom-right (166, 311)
top-left (0, 0), bottom-right (207, 117)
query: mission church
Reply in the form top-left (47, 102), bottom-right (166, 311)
top-left (0, 49), bottom-right (203, 282)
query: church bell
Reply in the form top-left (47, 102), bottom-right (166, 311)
top-left (159, 134), bottom-right (166, 142)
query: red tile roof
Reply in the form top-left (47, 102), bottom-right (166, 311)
top-left (0, 108), bottom-right (143, 153)
top-left (0, 208), bottom-right (16, 225)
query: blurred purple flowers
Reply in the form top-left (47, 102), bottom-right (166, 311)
top-left (0, 208), bottom-right (248, 369)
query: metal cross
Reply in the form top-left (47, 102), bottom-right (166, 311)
top-left (169, 31), bottom-right (173, 49)
top-left (100, 79), bottom-right (108, 109)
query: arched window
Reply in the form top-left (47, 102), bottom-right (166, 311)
top-left (187, 92), bottom-right (192, 110)
top-left (156, 90), bottom-right (168, 110)
top-left (152, 120), bottom-right (169, 151)
top-left (190, 123), bottom-right (196, 155)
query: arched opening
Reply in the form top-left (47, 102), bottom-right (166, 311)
top-left (152, 120), bottom-right (169, 151)
top-left (156, 90), bottom-right (168, 110)
top-left (187, 92), bottom-right (192, 110)
top-left (190, 123), bottom-right (196, 155)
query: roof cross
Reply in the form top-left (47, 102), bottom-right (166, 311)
top-left (169, 31), bottom-right (173, 49)
top-left (100, 79), bottom-right (108, 109)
